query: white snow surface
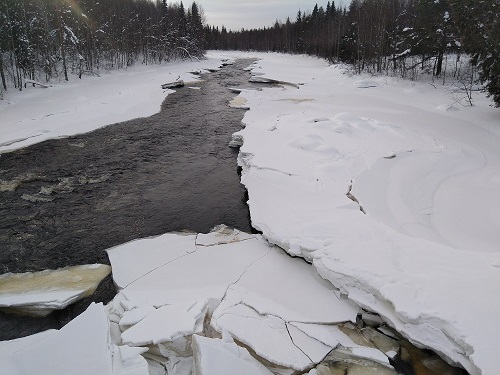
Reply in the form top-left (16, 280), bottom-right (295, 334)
top-left (0, 52), bottom-right (235, 153)
top-left (192, 333), bottom-right (273, 375)
top-left (1, 51), bottom-right (499, 374)
top-left (229, 52), bottom-right (500, 375)
top-left (1, 302), bottom-right (148, 375)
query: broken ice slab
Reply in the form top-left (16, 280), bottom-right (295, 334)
top-left (212, 303), bottom-right (316, 371)
top-left (229, 134), bottom-right (244, 148)
top-left (315, 362), bottom-right (399, 375)
top-left (0, 264), bottom-right (111, 316)
top-left (229, 96), bottom-right (250, 109)
top-left (192, 333), bottom-right (273, 375)
top-left (195, 225), bottom-right (255, 246)
top-left (249, 76), bottom-right (300, 89)
top-left (209, 248), bottom-right (361, 369)
top-left (161, 80), bottom-right (185, 89)
top-left (121, 301), bottom-right (207, 354)
top-left (0, 329), bottom-right (57, 375)
top-left (113, 345), bottom-right (150, 375)
top-left (107, 233), bottom-right (197, 289)
top-left (0, 303), bottom-right (148, 375)
top-left (114, 234), bottom-right (270, 307)
top-left (212, 247), bottom-right (359, 324)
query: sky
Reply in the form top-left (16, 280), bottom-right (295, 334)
top-left (197, 0), bottom-right (349, 31)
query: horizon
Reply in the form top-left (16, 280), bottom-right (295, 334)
top-left (185, 0), bottom-right (351, 31)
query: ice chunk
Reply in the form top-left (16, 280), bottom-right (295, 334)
top-left (288, 323), bottom-right (347, 349)
top-left (9, 303), bottom-right (113, 374)
top-left (119, 305), bottom-right (156, 327)
top-left (229, 133), bottom-right (244, 148)
top-left (229, 96), bottom-right (250, 109)
top-left (212, 303), bottom-right (313, 371)
top-left (0, 330), bottom-right (56, 375)
top-left (118, 235), bottom-right (271, 307)
top-left (121, 301), bottom-right (207, 349)
top-left (195, 225), bottom-right (255, 246)
top-left (287, 323), bottom-right (333, 363)
top-left (107, 233), bottom-right (196, 289)
top-left (213, 247), bottom-right (359, 323)
top-left (0, 264), bottom-right (111, 316)
top-left (113, 346), bottom-right (150, 375)
top-left (192, 334), bottom-right (273, 375)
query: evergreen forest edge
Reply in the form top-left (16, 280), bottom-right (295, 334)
top-left (1, 0), bottom-right (498, 106)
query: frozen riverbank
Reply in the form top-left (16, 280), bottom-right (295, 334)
top-left (0, 54), bottom-right (232, 153)
top-left (231, 52), bottom-right (500, 374)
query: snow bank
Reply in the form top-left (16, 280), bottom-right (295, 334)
top-left (234, 52), bottom-right (500, 375)
top-left (0, 302), bottom-right (148, 375)
top-left (0, 52), bottom-right (238, 153)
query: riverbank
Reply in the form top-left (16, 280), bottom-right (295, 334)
top-left (0, 58), bottom-right (257, 339)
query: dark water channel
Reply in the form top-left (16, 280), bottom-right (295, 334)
top-left (0, 59), bottom-right (258, 339)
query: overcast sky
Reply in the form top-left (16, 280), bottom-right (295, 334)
top-left (198, 0), bottom-right (349, 31)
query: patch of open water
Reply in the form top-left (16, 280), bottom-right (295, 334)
top-left (0, 59), bottom-right (258, 339)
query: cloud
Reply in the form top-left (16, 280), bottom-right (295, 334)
top-left (195, 0), bottom-right (348, 31)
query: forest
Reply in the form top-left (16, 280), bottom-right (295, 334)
top-left (205, 0), bottom-right (499, 106)
top-left (0, 0), bottom-right (498, 105)
top-left (0, 0), bottom-right (205, 91)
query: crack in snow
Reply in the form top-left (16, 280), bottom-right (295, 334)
top-left (195, 236), bottom-right (255, 248)
top-left (346, 183), bottom-right (366, 214)
top-left (121, 243), bottom-right (197, 289)
top-left (218, 247), bottom-right (273, 305)
top-left (285, 322), bottom-right (314, 364)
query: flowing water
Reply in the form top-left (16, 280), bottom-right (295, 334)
top-left (0, 59), bottom-right (258, 339)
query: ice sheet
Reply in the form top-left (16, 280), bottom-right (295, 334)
top-left (233, 52), bottom-right (500, 375)
top-left (0, 264), bottom-right (111, 316)
top-left (192, 333), bottom-right (273, 375)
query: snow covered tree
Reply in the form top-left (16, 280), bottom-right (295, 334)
top-left (451, 0), bottom-right (500, 106)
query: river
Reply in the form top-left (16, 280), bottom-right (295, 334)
top-left (0, 58), bottom-right (257, 339)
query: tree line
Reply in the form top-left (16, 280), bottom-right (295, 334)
top-left (0, 0), bottom-right (205, 92)
top-left (204, 0), bottom-right (499, 106)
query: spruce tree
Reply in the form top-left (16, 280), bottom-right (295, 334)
top-left (451, 0), bottom-right (500, 106)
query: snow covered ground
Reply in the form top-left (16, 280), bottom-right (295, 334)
top-left (231, 52), bottom-right (500, 375)
top-left (0, 54), bottom-right (229, 153)
top-left (1, 51), bottom-right (499, 374)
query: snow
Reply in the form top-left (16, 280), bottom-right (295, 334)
top-left (5, 303), bottom-right (111, 374)
top-left (105, 227), bottom-right (361, 373)
top-left (1, 51), bottom-right (499, 375)
top-left (230, 52), bottom-right (500, 375)
top-left (0, 264), bottom-right (111, 316)
top-left (121, 303), bottom-right (206, 347)
top-left (0, 52), bottom-right (236, 153)
top-left (192, 333), bottom-right (273, 375)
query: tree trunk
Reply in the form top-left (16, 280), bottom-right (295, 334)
top-left (0, 54), bottom-right (7, 91)
top-left (435, 50), bottom-right (444, 76)
top-left (57, 8), bottom-right (69, 81)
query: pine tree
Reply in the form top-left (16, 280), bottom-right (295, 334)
top-left (451, 0), bottom-right (500, 106)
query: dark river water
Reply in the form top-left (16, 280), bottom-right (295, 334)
top-left (0, 59), bottom-right (258, 339)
